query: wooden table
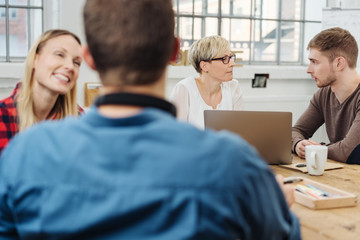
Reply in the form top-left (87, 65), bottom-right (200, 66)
top-left (270, 155), bottom-right (360, 240)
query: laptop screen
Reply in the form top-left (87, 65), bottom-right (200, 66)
top-left (204, 110), bottom-right (293, 165)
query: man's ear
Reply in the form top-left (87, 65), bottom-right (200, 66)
top-left (169, 37), bottom-right (180, 63)
top-left (81, 45), bottom-right (97, 70)
top-left (335, 56), bottom-right (346, 70)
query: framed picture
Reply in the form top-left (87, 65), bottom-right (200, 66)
top-left (252, 74), bottom-right (269, 88)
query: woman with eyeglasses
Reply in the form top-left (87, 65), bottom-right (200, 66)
top-left (0, 29), bottom-right (83, 154)
top-left (170, 35), bottom-right (243, 129)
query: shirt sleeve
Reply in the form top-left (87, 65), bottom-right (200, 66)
top-left (226, 138), bottom-right (301, 240)
top-left (0, 106), bottom-right (17, 155)
top-left (0, 144), bottom-right (19, 239)
top-left (291, 91), bottom-right (325, 152)
top-left (169, 82), bottom-right (190, 122)
top-left (231, 80), bottom-right (243, 110)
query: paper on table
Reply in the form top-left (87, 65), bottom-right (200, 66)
top-left (279, 161), bottom-right (343, 173)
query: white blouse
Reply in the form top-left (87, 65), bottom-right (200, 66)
top-left (169, 76), bottom-right (243, 129)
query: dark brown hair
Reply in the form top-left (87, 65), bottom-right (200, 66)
top-left (83, 0), bottom-right (175, 86)
top-left (308, 27), bottom-right (358, 68)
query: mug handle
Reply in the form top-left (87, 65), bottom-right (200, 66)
top-left (310, 151), bottom-right (318, 169)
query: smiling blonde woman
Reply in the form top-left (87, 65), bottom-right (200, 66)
top-left (170, 35), bottom-right (243, 129)
top-left (0, 29), bottom-right (83, 153)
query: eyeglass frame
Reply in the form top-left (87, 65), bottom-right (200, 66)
top-left (203, 54), bottom-right (236, 64)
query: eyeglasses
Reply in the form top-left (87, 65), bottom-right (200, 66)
top-left (207, 54), bottom-right (236, 64)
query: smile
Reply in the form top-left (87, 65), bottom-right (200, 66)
top-left (53, 73), bottom-right (70, 82)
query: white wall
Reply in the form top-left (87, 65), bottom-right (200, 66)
top-left (0, 0), bottom-right (328, 142)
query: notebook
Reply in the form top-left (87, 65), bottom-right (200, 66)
top-left (204, 110), bottom-right (293, 165)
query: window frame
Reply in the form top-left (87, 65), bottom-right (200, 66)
top-left (173, 0), bottom-right (323, 66)
top-left (0, 0), bottom-right (44, 62)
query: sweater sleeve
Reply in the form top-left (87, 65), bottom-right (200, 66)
top-left (291, 91), bottom-right (325, 152)
top-left (327, 101), bottom-right (360, 163)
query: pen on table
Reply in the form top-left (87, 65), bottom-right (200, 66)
top-left (295, 185), bottom-right (323, 199)
top-left (283, 177), bottom-right (303, 184)
top-left (306, 184), bottom-right (329, 196)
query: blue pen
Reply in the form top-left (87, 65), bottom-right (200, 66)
top-left (306, 184), bottom-right (329, 197)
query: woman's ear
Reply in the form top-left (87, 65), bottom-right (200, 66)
top-left (200, 61), bottom-right (208, 73)
top-left (81, 45), bottom-right (97, 70)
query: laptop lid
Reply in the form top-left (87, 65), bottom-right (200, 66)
top-left (204, 110), bottom-right (293, 165)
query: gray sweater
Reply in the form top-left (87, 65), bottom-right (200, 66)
top-left (292, 84), bottom-right (360, 163)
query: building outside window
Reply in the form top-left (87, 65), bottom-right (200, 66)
top-left (173, 0), bottom-right (327, 65)
top-left (0, 0), bottom-right (43, 62)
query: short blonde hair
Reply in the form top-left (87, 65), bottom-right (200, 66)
top-left (17, 29), bottom-right (81, 132)
top-left (188, 35), bottom-right (230, 73)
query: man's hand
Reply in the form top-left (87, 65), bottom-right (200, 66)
top-left (295, 139), bottom-right (321, 158)
top-left (275, 174), bottom-right (295, 207)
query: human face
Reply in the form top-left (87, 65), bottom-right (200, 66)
top-left (206, 50), bottom-right (235, 82)
top-left (33, 35), bottom-right (82, 96)
top-left (307, 48), bottom-right (336, 88)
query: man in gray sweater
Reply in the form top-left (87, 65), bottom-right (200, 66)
top-left (292, 27), bottom-right (360, 164)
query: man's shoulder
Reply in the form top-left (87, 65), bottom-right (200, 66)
top-left (175, 123), bottom-right (265, 164)
top-left (10, 116), bottom-right (79, 143)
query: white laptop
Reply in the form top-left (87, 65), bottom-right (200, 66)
top-left (204, 110), bottom-right (293, 165)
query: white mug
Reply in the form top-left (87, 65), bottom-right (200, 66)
top-left (305, 145), bottom-right (328, 175)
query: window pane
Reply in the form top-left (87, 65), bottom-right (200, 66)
top-left (29, 0), bottom-right (43, 7)
top-left (229, 19), bottom-right (251, 61)
top-left (9, 8), bottom-right (27, 58)
top-left (205, 17), bottom-right (218, 36)
top-left (0, 0), bottom-right (4, 4)
top-left (221, 18), bottom-right (230, 39)
top-left (0, 7), bottom-right (5, 61)
top-left (9, 8), bottom-right (42, 60)
top-left (302, 22), bottom-right (322, 64)
top-left (179, 17), bottom-right (193, 42)
top-left (255, 0), bottom-right (278, 19)
top-left (281, 0), bottom-right (301, 20)
top-left (233, 0), bottom-right (251, 16)
top-left (207, 0), bottom-right (218, 15)
top-left (252, 20), bottom-right (277, 62)
top-left (230, 19), bottom-right (251, 42)
top-left (222, 0), bottom-right (230, 15)
top-left (280, 22), bottom-right (300, 62)
top-left (179, 0), bottom-right (192, 14)
top-left (193, 17), bottom-right (202, 40)
top-left (194, 0), bottom-right (203, 15)
top-left (9, 0), bottom-right (41, 6)
top-left (305, 0), bottom-right (326, 21)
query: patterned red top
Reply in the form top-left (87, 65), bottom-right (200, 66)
top-left (0, 82), bottom-right (83, 154)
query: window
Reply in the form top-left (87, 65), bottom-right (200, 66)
top-left (173, 0), bottom-right (326, 65)
top-left (0, 0), bottom-right (43, 62)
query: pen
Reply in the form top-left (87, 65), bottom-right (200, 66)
top-left (283, 177), bottom-right (303, 184)
top-left (295, 186), bottom-right (323, 199)
top-left (306, 184), bottom-right (329, 197)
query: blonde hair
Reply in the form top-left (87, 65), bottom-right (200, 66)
top-left (17, 29), bottom-right (81, 132)
top-left (188, 35), bottom-right (231, 73)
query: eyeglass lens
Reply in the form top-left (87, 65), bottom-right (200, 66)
top-left (223, 55), bottom-right (236, 64)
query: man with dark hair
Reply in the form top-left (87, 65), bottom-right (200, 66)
top-left (292, 27), bottom-right (360, 163)
top-left (0, 0), bottom-right (300, 239)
